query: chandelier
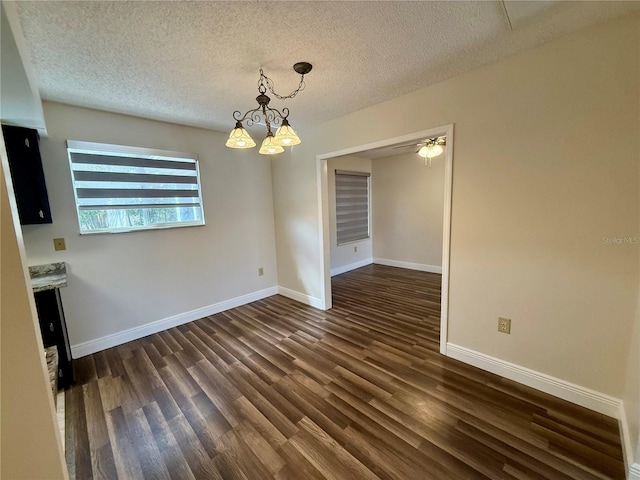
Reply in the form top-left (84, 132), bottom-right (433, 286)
top-left (226, 62), bottom-right (313, 155)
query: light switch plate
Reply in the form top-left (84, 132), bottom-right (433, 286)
top-left (53, 238), bottom-right (66, 251)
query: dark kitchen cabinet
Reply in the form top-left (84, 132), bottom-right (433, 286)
top-left (34, 289), bottom-right (74, 388)
top-left (2, 124), bottom-right (52, 225)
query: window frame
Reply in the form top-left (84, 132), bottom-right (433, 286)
top-left (67, 140), bottom-right (205, 235)
top-left (335, 169), bottom-right (371, 245)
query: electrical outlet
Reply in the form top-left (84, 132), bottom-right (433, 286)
top-left (258, 267), bottom-right (264, 276)
top-left (53, 238), bottom-right (66, 251)
top-left (498, 317), bottom-right (511, 334)
top-left (354, 246), bottom-right (358, 253)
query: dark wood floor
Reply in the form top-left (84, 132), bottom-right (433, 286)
top-left (67, 264), bottom-right (625, 479)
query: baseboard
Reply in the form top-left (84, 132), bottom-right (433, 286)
top-left (374, 257), bottom-right (442, 274)
top-left (331, 258), bottom-right (373, 277)
top-left (446, 343), bottom-right (622, 418)
top-left (619, 403), bottom-right (635, 475)
top-left (629, 463), bottom-right (640, 480)
top-left (71, 286), bottom-right (278, 358)
top-left (277, 286), bottom-right (324, 310)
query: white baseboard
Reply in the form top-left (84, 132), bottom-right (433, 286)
top-left (374, 257), bottom-right (442, 274)
top-left (446, 343), bottom-right (622, 418)
top-left (71, 286), bottom-right (278, 358)
top-left (629, 463), bottom-right (640, 480)
top-left (619, 403), bottom-right (635, 475)
top-left (330, 258), bottom-right (373, 277)
top-left (277, 286), bottom-right (324, 310)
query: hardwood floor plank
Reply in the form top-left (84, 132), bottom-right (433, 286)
top-left (329, 393), bottom-right (482, 480)
top-left (213, 429), bottom-right (274, 480)
top-left (83, 381), bottom-right (117, 479)
top-left (71, 383), bottom-right (93, 480)
top-left (235, 419), bottom-right (286, 476)
top-left (166, 412), bottom-right (225, 480)
top-left (93, 350), bottom-right (112, 379)
top-left (275, 441), bottom-right (327, 480)
top-left (127, 408), bottom-right (172, 480)
top-left (67, 264), bottom-right (625, 479)
top-left (288, 417), bottom-right (380, 480)
top-left (143, 402), bottom-right (197, 480)
top-left (229, 364), bottom-right (301, 439)
top-left (105, 407), bottom-right (145, 479)
top-left (234, 396), bottom-right (289, 449)
top-left (90, 443), bottom-right (119, 480)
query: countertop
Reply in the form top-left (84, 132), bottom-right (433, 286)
top-left (29, 262), bottom-right (67, 292)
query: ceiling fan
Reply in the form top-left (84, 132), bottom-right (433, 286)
top-left (392, 136), bottom-right (446, 166)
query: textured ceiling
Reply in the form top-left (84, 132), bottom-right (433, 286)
top-left (12, 1), bottom-right (640, 134)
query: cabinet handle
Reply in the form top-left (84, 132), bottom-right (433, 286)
top-left (25, 138), bottom-right (30, 148)
top-left (59, 369), bottom-right (63, 378)
top-left (49, 323), bottom-right (54, 332)
top-left (39, 210), bottom-right (44, 219)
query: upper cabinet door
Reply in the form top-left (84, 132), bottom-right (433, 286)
top-left (2, 124), bottom-right (52, 224)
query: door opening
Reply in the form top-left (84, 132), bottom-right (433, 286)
top-left (316, 125), bottom-right (454, 354)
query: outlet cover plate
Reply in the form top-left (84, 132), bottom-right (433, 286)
top-left (498, 317), bottom-right (511, 334)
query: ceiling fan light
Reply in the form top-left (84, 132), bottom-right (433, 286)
top-left (226, 122), bottom-right (256, 149)
top-left (259, 133), bottom-right (284, 155)
top-left (428, 144), bottom-right (444, 158)
top-left (274, 119), bottom-right (301, 146)
top-left (418, 143), bottom-right (444, 158)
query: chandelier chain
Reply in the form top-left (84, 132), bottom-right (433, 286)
top-left (259, 69), bottom-right (307, 100)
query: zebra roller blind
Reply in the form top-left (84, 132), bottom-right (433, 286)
top-left (335, 170), bottom-right (370, 245)
top-left (67, 140), bottom-right (205, 234)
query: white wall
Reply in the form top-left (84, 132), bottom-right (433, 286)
top-left (272, 13), bottom-right (639, 406)
top-left (327, 155), bottom-right (372, 275)
top-left (22, 102), bottom-right (278, 352)
top-left (371, 150), bottom-right (445, 271)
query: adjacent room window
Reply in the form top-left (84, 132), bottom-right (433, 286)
top-left (67, 140), bottom-right (205, 234)
top-left (335, 170), bottom-right (370, 245)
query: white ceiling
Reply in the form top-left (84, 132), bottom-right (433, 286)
top-left (11, 1), bottom-right (640, 134)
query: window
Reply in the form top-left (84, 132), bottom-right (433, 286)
top-left (335, 170), bottom-right (370, 245)
top-left (67, 140), bottom-right (205, 234)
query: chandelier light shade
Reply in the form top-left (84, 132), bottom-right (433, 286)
top-left (225, 121), bottom-right (256, 149)
top-left (259, 132), bottom-right (284, 155)
top-left (274, 119), bottom-right (301, 146)
top-left (226, 62), bottom-right (312, 155)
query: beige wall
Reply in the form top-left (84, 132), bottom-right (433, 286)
top-left (327, 155), bottom-right (372, 274)
top-left (372, 151), bottom-right (445, 268)
top-left (623, 167), bottom-right (640, 467)
top-left (272, 13), bottom-right (639, 404)
top-left (1, 145), bottom-right (67, 478)
top-left (22, 102), bottom-right (278, 348)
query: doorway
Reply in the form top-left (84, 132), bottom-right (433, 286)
top-left (316, 125), bottom-right (454, 354)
